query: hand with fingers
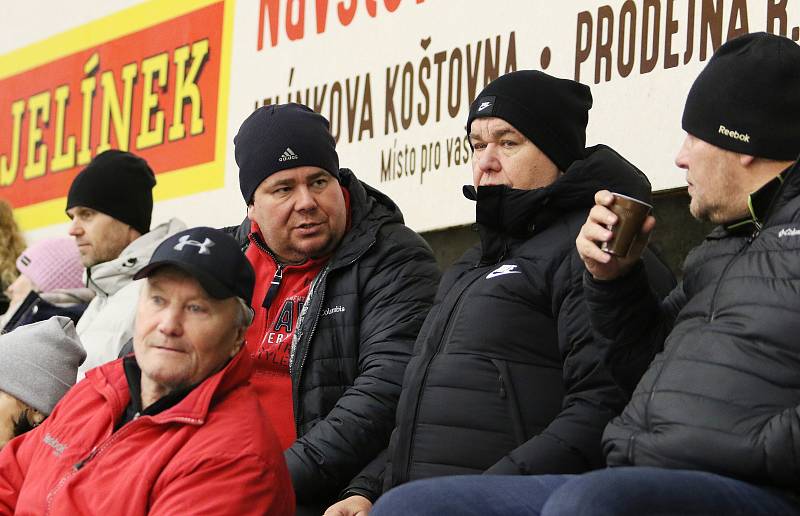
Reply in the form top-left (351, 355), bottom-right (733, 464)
top-left (323, 495), bottom-right (373, 516)
top-left (576, 190), bottom-right (656, 281)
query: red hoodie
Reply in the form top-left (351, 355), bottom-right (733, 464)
top-left (243, 187), bottom-right (351, 450)
top-left (0, 351), bottom-right (294, 515)
top-left (244, 222), bottom-right (325, 449)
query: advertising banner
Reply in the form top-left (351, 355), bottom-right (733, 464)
top-left (231, 0), bottom-right (796, 231)
top-left (0, 0), bottom-right (233, 230)
top-left (2, 0), bottom-right (799, 234)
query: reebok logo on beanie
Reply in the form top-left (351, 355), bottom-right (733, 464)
top-left (718, 125), bottom-right (750, 143)
top-left (682, 32), bottom-right (800, 160)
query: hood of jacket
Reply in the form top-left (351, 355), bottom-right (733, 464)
top-left (85, 218), bottom-right (186, 297)
top-left (329, 168), bottom-right (404, 268)
top-left (463, 145), bottom-right (652, 263)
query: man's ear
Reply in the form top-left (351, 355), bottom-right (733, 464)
top-left (246, 204), bottom-right (254, 221)
top-left (230, 324), bottom-right (247, 358)
top-left (739, 153), bottom-right (755, 167)
top-left (127, 225), bottom-right (143, 245)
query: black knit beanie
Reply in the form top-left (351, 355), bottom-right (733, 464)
top-left (466, 70), bottom-right (592, 171)
top-left (66, 150), bottom-right (156, 234)
top-left (235, 103), bottom-right (340, 204)
top-left (682, 32), bottom-right (800, 160)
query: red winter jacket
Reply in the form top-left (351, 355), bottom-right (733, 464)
top-left (0, 349), bottom-right (295, 515)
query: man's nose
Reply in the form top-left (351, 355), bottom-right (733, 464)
top-left (477, 144), bottom-right (501, 173)
top-left (157, 307), bottom-right (184, 336)
top-left (68, 218), bottom-right (82, 236)
top-left (675, 135), bottom-right (690, 170)
top-left (294, 186), bottom-right (318, 212)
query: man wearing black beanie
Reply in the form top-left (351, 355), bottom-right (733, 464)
top-left (331, 70), bottom-right (675, 515)
top-left (66, 150), bottom-right (185, 378)
top-left (227, 103), bottom-right (440, 514)
top-left (367, 32), bottom-right (800, 516)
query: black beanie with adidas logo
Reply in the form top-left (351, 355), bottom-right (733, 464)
top-left (235, 103), bottom-right (340, 204)
top-left (682, 32), bottom-right (800, 160)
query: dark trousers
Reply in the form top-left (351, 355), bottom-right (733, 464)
top-left (370, 467), bottom-right (800, 516)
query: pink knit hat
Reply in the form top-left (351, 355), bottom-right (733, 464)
top-left (15, 237), bottom-right (84, 292)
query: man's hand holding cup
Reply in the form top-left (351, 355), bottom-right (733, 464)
top-left (576, 190), bottom-right (655, 281)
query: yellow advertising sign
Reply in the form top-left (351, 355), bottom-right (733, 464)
top-left (0, 0), bottom-right (235, 230)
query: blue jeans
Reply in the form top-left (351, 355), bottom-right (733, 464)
top-left (370, 467), bottom-right (800, 516)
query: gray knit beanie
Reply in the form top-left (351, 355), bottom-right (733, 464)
top-left (0, 316), bottom-right (86, 415)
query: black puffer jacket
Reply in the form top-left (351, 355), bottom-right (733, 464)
top-left (346, 146), bottom-right (675, 499)
top-left (592, 162), bottom-right (800, 490)
top-left (230, 169), bottom-right (440, 505)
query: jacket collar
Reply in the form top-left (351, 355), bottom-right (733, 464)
top-left (325, 169), bottom-right (404, 269)
top-left (465, 145), bottom-right (652, 264)
top-left (718, 162), bottom-right (799, 237)
top-left (89, 346), bottom-right (252, 426)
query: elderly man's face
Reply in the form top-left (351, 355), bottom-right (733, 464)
top-left (247, 166), bottom-right (347, 265)
top-left (469, 117), bottom-right (560, 190)
top-left (67, 206), bottom-right (139, 268)
top-left (133, 268), bottom-right (244, 399)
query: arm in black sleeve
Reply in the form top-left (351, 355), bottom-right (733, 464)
top-left (584, 257), bottom-right (686, 394)
top-left (338, 448), bottom-right (387, 503)
top-left (285, 232), bottom-right (439, 502)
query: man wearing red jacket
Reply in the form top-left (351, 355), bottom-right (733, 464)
top-left (0, 226), bottom-right (295, 515)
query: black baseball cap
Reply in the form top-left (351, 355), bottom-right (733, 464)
top-left (134, 227), bottom-right (255, 304)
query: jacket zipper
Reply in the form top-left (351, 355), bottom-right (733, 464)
top-left (707, 230), bottom-right (757, 322)
top-left (290, 243), bottom-right (375, 435)
top-left (45, 414), bottom-right (202, 513)
top-left (251, 235), bottom-right (284, 310)
top-left (400, 268), bottom-right (483, 484)
top-left (626, 432), bottom-right (637, 463)
top-left (46, 423), bottom-right (138, 513)
top-left (290, 267), bottom-right (328, 434)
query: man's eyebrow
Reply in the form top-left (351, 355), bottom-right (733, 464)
top-left (265, 177), bottom-right (296, 188)
top-left (469, 128), bottom-right (518, 141)
top-left (490, 128), bottom-right (518, 138)
top-left (307, 170), bottom-right (330, 182)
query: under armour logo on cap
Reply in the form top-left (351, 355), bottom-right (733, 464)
top-left (174, 235), bottom-right (215, 255)
top-left (134, 227), bottom-right (255, 302)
